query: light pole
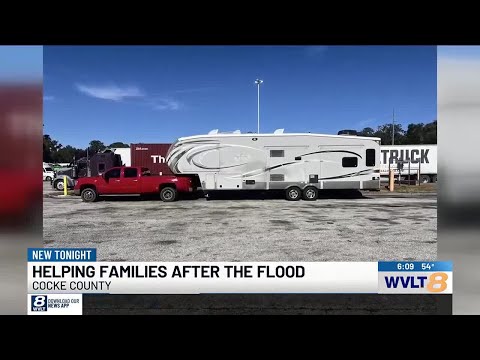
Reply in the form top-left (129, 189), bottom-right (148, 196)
top-left (255, 79), bottom-right (263, 133)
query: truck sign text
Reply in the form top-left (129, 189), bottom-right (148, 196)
top-left (381, 149), bottom-right (429, 164)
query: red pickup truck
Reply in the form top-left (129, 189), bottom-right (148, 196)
top-left (73, 166), bottom-right (194, 202)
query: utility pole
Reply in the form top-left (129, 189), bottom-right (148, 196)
top-left (392, 108), bottom-right (395, 145)
top-left (255, 79), bottom-right (263, 133)
top-left (86, 147), bottom-right (91, 177)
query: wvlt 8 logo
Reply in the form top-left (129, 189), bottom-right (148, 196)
top-left (383, 272), bottom-right (449, 293)
top-left (31, 295), bottom-right (48, 312)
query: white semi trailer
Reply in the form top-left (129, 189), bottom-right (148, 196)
top-left (379, 144), bottom-right (437, 183)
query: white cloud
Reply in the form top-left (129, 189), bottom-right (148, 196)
top-left (74, 82), bottom-right (182, 110)
top-left (43, 95), bottom-right (55, 101)
top-left (75, 84), bottom-right (144, 101)
top-left (150, 98), bottom-right (181, 111)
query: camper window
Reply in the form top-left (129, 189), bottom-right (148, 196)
top-left (342, 157), bottom-right (358, 168)
top-left (124, 168), bottom-right (138, 178)
top-left (98, 163), bottom-right (105, 172)
top-left (366, 149), bottom-right (375, 167)
top-left (270, 174), bottom-right (285, 181)
top-left (270, 150), bottom-right (284, 157)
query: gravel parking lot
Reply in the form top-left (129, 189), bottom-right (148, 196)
top-left (43, 182), bottom-right (437, 262)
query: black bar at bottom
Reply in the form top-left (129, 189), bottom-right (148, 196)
top-left (83, 294), bottom-right (452, 315)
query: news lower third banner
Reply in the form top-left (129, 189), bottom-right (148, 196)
top-left (27, 248), bottom-right (453, 315)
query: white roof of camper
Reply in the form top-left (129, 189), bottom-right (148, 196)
top-left (178, 130), bottom-right (380, 142)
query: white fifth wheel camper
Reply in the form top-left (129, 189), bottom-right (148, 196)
top-left (166, 129), bottom-right (381, 200)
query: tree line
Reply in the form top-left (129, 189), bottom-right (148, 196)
top-left (43, 136), bottom-right (129, 163)
top-left (355, 120), bottom-right (436, 145)
top-left (43, 120), bottom-right (437, 163)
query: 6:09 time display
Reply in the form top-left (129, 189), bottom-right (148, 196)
top-left (397, 262), bottom-right (414, 271)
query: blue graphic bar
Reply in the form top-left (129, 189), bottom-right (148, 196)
top-left (378, 261), bottom-right (453, 272)
top-left (28, 248), bottom-right (97, 262)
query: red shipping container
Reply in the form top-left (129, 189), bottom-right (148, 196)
top-left (130, 143), bottom-right (173, 176)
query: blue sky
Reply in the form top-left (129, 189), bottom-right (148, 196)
top-left (0, 46), bottom-right (42, 81)
top-left (44, 46), bottom-right (436, 148)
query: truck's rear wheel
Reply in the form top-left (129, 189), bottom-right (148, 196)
top-left (81, 188), bottom-right (97, 202)
top-left (45, 176), bottom-right (52, 182)
top-left (286, 186), bottom-right (301, 201)
top-left (160, 187), bottom-right (177, 202)
top-left (420, 175), bottom-right (430, 184)
top-left (303, 186), bottom-right (318, 201)
top-left (54, 180), bottom-right (64, 191)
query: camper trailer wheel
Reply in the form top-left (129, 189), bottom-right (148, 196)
top-left (420, 175), bottom-right (430, 184)
top-left (160, 187), bottom-right (177, 202)
top-left (45, 176), bottom-right (52, 182)
top-left (54, 180), bottom-right (64, 191)
top-left (303, 186), bottom-right (318, 201)
top-left (431, 175), bottom-right (437, 183)
top-left (286, 187), bottom-right (301, 201)
top-left (81, 188), bottom-right (97, 202)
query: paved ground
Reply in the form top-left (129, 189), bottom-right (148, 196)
top-left (43, 182), bottom-right (437, 262)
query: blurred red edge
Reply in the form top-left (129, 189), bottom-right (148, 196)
top-left (0, 84), bottom-right (42, 227)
